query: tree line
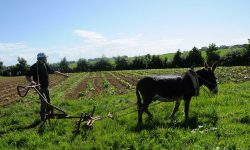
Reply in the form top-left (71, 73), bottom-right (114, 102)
top-left (0, 41), bottom-right (249, 76)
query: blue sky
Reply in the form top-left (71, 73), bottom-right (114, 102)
top-left (0, 0), bottom-right (250, 65)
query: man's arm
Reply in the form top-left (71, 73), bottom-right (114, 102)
top-left (26, 65), bottom-right (37, 85)
top-left (46, 64), bottom-right (68, 78)
top-left (25, 76), bottom-right (37, 85)
top-left (54, 71), bottom-right (69, 78)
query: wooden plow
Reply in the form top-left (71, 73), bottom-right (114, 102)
top-left (17, 84), bottom-right (113, 133)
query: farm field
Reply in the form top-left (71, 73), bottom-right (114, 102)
top-left (0, 75), bottom-right (65, 106)
top-left (0, 66), bottom-right (249, 149)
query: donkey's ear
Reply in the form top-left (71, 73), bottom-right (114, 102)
top-left (212, 61), bottom-right (218, 72)
top-left (204, 62), bottom-right (209, 69)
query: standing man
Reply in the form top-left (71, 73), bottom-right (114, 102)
top-left (26, 52), bottom-right (68, 121)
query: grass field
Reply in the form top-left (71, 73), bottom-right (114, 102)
top-left (0, 66), bottom-right (249, 149)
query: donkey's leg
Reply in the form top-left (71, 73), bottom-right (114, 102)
top-left (143, 95), bottom-right (154, 120)
top-left (145, 106), bottom-right (153, 120)
top-left (169, 100), bottom-right (181, 118)
top-left (138, 105), bottom-right (144, 124)
top-left (138, 94), bottom-right (154, 124)
top-left (184, 97), bottom-right (191, 124)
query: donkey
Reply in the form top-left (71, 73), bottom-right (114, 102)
top-left (136, 62), bottom-right (218, 124)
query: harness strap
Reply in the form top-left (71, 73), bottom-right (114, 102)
top-left (196, 74), bottom-right (216, 87)
top-left (43, 63), bottom-right (49, 86)
top-left (36, 63), bottom-right (40, 85)
top-left (187, 70), bottom-right (200, 96)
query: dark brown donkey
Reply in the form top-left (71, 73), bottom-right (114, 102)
top-left (136, 62), bottom-right (218, 124)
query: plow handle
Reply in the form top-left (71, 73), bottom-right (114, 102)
top-left (17, 84), bottom-right (41, 97)
top-left (17, 86), bottom-right (30, 97)
top-left (91, 106), bottom-right (96, 117)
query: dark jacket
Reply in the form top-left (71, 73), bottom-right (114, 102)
top-left (26, 62), bottom-right (55, 88)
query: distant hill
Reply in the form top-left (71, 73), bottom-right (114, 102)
top-left (66, 44), bottom-right (246, 69)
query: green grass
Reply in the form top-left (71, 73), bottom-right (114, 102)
top-left (0, 79), bottom-right (249, 149)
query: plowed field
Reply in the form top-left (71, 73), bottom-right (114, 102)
top-left (0, 66), bottom-right (249, 106)
top-left (0, 75), bottom-right (65, 106)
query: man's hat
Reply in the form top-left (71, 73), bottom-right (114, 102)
top-left (37, 53), bottom-right (47, 60)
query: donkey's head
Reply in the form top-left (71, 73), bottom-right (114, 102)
top-left (196, 62), bottom-right (218, 94)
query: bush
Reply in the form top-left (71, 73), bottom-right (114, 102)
top-left (221, 41), bottom-right (250, 66)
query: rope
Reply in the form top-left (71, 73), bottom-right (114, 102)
top-left (111, 101), bottom-right (137, 114)
top-left (112, 101), bottom-right (162, 118)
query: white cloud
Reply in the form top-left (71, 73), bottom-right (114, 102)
top-left (74, 29), bottom-right (106, 43)
top-left (0, 31), bottom-right (185, 66)
top-left (0, 42), bottom-right (27, 52)
top-left (71, 29), bottom-right (184, 57)
top-left (218, 37), bottom-right (249, 46)
top-left (0, 42), bottom-right (42, 66)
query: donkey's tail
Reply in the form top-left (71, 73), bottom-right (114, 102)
top-left (136, 87), bottom-right (142, 107)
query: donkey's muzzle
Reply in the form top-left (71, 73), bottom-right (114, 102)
top-left (212, 87), bottom-right (218, 94)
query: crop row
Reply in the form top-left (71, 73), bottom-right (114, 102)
top-left (63, 71), bottom-right (140, 100)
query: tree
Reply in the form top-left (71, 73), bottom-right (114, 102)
top-left (114, 56), bottom-right (130, 70)
top-left (172, 50), bottom-right (184, 68)
top-left (16, 57), bottom-right (29, 75)
top-left (163, 57), bottom-right (170, 68)
top-left (59, 57), bottom-right (70, 72)
top-left (76, 58), bottom-right (89, 72)
top-left (131, 56), bottom-right (147, 69)
top-left (186, 47), bottom-right (204, 67)
top-left (0, 61), bottom-right (3, 75)
top-left (49, 63), bottom-right (60, 71)
top-left (148, 55), bottom-right (164, 69)
top-left (246, 39), bottom-right (250, 64)
top-left (200, 46), bottom-right (208, 51)
top-left (144, 54), bottom-right (152, 68)
top-left (93, 56), bottom-right (113, 71)
top-left (206, 43), bottom-right (220, 65)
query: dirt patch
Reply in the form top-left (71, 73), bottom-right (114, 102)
top-left (105, 75), bottom-right (127, 94)
top-left (65, 77), bottom-right (88, 100)
top-left (93, 77), bottom-right (104, 94)
top-left (0, 76), bottom-right (27, 106)
top-left (50, 75), bottom-right (65, 87)
top-left (86, 72), bottom-right (105, 98)
top-left (112, 72), bottom-right (139, 86)
top-left (65, 72), bottom-right (106, 100)
top-left (0, 75), bottom-right (66, 107)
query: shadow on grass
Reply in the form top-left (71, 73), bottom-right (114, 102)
top-left (131, 115), bottom-right (199, 132)
top-left (70, 124), bottom-right (93, 142)
top-left (0, 119), bottom-right (42, 137)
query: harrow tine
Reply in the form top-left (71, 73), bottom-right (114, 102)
top-left (91, 106), bottom-right (96, 117)
top-left (74, 113), bottom-right (84, 133)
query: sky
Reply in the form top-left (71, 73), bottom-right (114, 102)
top-left (0, 0), bottom-right (250, 66)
